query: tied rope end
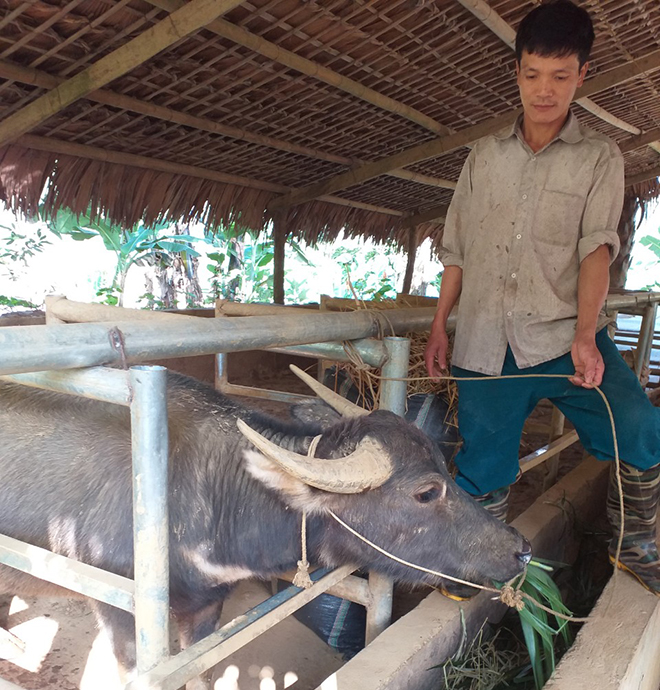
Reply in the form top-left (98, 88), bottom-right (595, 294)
top-left (499, 584), bottom-right (525, 611)
top-left (293, 560), bottom-right (313, 589)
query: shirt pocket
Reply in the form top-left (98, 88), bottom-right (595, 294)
top-left (533, 189), bottom-right (585, 247)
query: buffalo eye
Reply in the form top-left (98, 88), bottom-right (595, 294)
top-left (414, 483), bottom-right (445, 504)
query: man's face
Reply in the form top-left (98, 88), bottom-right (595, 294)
top-left (516, 50), bottom-right (587, 128)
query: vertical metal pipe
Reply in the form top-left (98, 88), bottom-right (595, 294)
top-left (365, 336), bottom-right (411, 644)
top-left (636, 304), bottom-right (657, 381)
top-left (379, 336), bottom-right (411, 416)
top-left (215, 352), bottom-right (228, 392)
top-left (130, 365), bottom-right (170, 674)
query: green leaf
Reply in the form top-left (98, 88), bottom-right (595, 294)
top-left (520, 615), bottom-right (543, 690)
top-left (639, 235), bottom-right (660, 260)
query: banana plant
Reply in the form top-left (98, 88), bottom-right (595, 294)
top-left (45, 208), bottom-right (200, 306)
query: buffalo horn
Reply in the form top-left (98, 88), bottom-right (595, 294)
top-left (237, 419), bottom-right (391, 493)
top-left (289, 364), bottom-right (370, 418)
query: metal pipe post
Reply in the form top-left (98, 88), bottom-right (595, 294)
top-left (379, 336), bottom-right (411, 416)
top-left (636, 303), bottom-right (658, 381)
top-left (215, 352), bottom-right (228, 392)
top-left (130, 365), bottom-right (170, 674)
top-left (0, 307), bottom-right (439, 376)
top-left (365, 336), bottom-right (411, 644)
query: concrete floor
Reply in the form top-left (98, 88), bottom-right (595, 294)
top-left (0, 580), bottom-right (345, 690)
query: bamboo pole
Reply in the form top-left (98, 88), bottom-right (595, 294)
top-left (0, 60), bottom-right (455, 191)
top-left (142, 0), bottom-right (452, 138)
top-left (455, 0), bottom-right (642, 136)
top-left (268, 48), bottom-right (660, 210)
top-left (45, 295), bottom-right (200, 324)
top-left (20, 134), bottom-right (285, 193)
top-left (0, 0), bottom-right (247, 146)
top-left (215, 300), bottom-right (316, 316)
top-left (619, 127), bottom-right (660, 153)
top-left (267, 109), bottom-right (518, 211)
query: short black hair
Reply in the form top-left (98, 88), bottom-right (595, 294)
top-left (515, 1), bottom-right (595, 68)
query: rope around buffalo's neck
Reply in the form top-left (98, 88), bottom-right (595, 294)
top-left (292, 434), bottom-right (322, 589)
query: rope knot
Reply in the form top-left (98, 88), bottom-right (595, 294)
top-left (499, 584), bottom-right (525, 611)
top-left (293, 559), bottom-right (313, 589)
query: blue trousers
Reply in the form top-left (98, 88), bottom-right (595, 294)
top-left (451, 328), bottom-right (660, 496)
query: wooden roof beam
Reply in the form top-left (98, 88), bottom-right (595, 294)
top-left (0, 0), bottom-right (247, 147)
top-left (405, 205), bottom-right (449, 226)
top-left (455, 0), bottom-right (642, 136)
top-left (618, 127), bottom-right (660, 153)
top-left (15, 134), bottom-right (403, 218)
top-left (625, 165), bottom-right (660, 187)
top-left (0, 60), bottom-right (456, 191)
top-left (143, 0), bottom-right (452, 138)
top-left (268, 48), bottom-right (660, 211)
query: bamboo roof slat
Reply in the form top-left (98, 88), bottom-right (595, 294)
top-left (269, 47), bottom-right (660, 210)
top-left (144, 0), bottom-right (454, 137)
top-left (0, 0), bottom-right (248, 146)
top-left (0, 0), bottom-right (659, 248)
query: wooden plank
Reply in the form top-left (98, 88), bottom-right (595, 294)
top-left (520, 430), bottom-right (580, 473)
top-left (0, 0), bottom-right (246, 146)
top-left (268, 49), bottom-right (660, 210)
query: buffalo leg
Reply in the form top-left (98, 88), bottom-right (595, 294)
top-left (90, 601), bottom-right (138, 686)
top-left (175, 600), bottom-right (225, 690)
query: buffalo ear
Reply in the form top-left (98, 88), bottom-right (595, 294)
top-left (244, 449), bottom-right (330, 513)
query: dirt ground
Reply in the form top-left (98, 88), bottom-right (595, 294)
top-left (0, 359), bottom-right (594, 690)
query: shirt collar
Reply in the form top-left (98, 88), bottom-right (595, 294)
top-left (494, 110), bottom-right (584, 145)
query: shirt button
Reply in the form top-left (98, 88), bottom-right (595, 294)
top-left (511, 273), bottom-right (517, 278)
top-left (507, 311), bottom-right (513, 317)
top-left (516, 234), bottom-right (522, 239)
top-left (522, 194), bottom-right (528, 200)
top-left (531, 157), bottom-right (536, 162)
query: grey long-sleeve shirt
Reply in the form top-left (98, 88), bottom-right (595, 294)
top-left (439, 111), bottom-right (624, 376)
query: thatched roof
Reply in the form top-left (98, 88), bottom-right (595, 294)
top-left (0, 0), bottom-right (659, 250)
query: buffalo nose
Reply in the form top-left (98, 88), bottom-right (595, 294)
top-left (515, 539), bottom-right (532, 565)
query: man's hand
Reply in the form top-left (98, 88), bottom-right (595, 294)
top-left (425, 327), bottom-right (450, 378)
top-left (570, 333), bottom-right (604, 388)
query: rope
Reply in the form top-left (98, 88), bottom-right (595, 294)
top-left (367, 370), bottom-right (624, 572)
top-left (292, 434), bottom-right (323, 589)
top-left (326, 508), bottom-right (590, 622)
top-left (317, 364), bottom-right (625, 621)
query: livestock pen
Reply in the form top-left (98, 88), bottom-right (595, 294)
top-left (0, 290), bottom-right (658, 689)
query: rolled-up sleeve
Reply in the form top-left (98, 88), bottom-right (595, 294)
top-left (577, 142), bottom-right (624, 263)
top-left (438, 150), bottom-right (475, 268)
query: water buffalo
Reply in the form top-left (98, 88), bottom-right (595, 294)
top-left (0, 366), bottom-right (530, 687)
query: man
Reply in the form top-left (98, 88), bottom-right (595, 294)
top-left (425, 0), bottom-right (660, 598)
